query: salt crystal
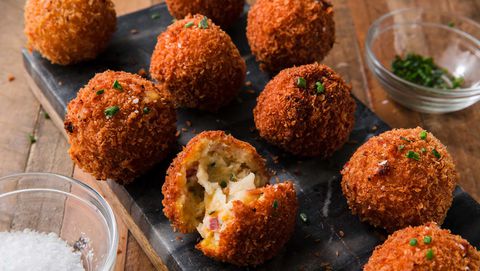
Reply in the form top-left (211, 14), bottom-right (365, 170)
top-left (0, 229), bottom-right (85, 271)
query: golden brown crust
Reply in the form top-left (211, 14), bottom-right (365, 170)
top-left (364, 222), bottom-right (480, 270)
top-left (149, 15), bottom-right (246, 111)
top-left (253, 63), bottom-right (355, 157)
top-left (165, 0), bottom-right (245, 29)
top-left (24, 0), bottom-right (116, 65)
top-left (64, 70), bottom-right (176, 183)
top-left (246, 0), bottom-right (335, 73)
top-left (162, 131), bottom-right (271, 233)
top-left (341, 128), bottom-right (458, 232)
top-left (197, 182), bottom-right (298, 266)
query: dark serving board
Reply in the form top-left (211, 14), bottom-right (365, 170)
top-left (22, 3), bottom-right (480, 271)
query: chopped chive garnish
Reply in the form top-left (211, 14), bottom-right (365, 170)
top-left (299, 213), bottom-right (308, 223)
top-left (315, 81), bottom-right (324, 93)
top-left (432, 148), bottom-right (441, 159)
top-left (400, 136), bottom-right (412, 142)
top-left (143, 107), bottom-right (150, 114)
top-left (448, 21), bottom-right (455, 27)
top-left (398, 145), bottom-right (405, 150)
top-left (112, 80), bottom-right (123, 91)
top-left (423, 236), bottom-right (432, 244)
top-left (426, 248), bottom-right (434, 260)
top-left (96, 89), bottom-right (105, 95)
top-left (392, 53), bottom-right (464, 89)
top-left (28, 133), bottom-right (36, 144)
top-left (104, 106), bottom-right (120, 118)
top-left (198, 16), bottom-right (208, 29)
top-left (220, 180), bottom-right (227, 188)
top-left (151, 13), bottom-right (161, 20)
top-left (420, 130), bottom-right (427, 140)
top-left (44, 112), bottom-right (50, 119)
top-left (296, 77), bottom-right (307, 89)
top-left (406, 151), bottom-right (420, 161)
top-left (272, 199), bottom-right (278, 209)
top-left (409, 238), bottom-right (418, 246)
top-left (184, 21), bottom-right (194, 28)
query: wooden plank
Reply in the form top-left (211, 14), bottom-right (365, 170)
top-left (125, 233), bottom-right (156, 271)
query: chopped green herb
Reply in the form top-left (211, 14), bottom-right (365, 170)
top-left (112, 80), bottom-right (123, 91)
top-left (392, 53), bottom-right (464, 89)
top-left (406, 151), bottom-right (420, 161)
top-left (198, 16), bottom-right (208, 29)
top-left (272, 199), bottom-right (278, 209)
top-left (409, 238), bottom-right (418, 246)
top-left (96, 89), bottom-right (105, 95)
top-left (299, 213), bottom-right (308, 223)
top-left (315, 81), bottom-right (325, 93)
top-left (420, 130), bottom-right (428, 140)
top-left (421, 147), bottom-right (426, 153)
top-left (220, 180), bottom-right (227, 188)
top-left (398, 144), bottom-right (405, 150)
top-left (44, 112), bottom-right (50, 119)
top-left (423, 236), bottom-right (432, 244)
top-left (426, 248), bottom-right (434, 260)
top-left (151, 13), bottom-right (161, 20)
top-left (184, 21), bottom-right (194, 28)
top-left (432, 148), bottom-right (441, 159)
top-left (296, 77), bottom-right (307, 89)
top-left (448, 21), bottom-right (455, 27)
top-left (400, 136), bottom-right (412, 142)
top-left (28, 133), bottom-right (36, 144)
top-left (143, 107), bottom-right (150, 114)
top-left (104, 106), bottom-right (120, 118)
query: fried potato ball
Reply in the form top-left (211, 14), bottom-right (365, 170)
top-left (64, 71), bottom-right (176, 184)
top-left (253, 63), bottom-right (355, 157)
top-left (162, 131), bottom-right (298, 266)
top-left (364, 222), bottom-right (480, 270)
top-left (341, 127), bottom-right (458, 232)
top-left (24, 0), bottom-right (116, 65)
top-left (247, 0), bottom-right (335, 73)
top-left (150, 15), bottom-right (246, 111)
top-left (165, 0), bottom-right (245, 29)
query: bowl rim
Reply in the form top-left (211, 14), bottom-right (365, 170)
top-left (0, 172), bottom-right (118, 271)
top-left (366, 7), bottom-right (480, 94)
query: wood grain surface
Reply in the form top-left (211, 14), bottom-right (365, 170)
top-left (0, 0), bottom-right (479, 270)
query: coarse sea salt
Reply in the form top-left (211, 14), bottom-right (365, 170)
top-left (0, 229), bottom-right (85, 271)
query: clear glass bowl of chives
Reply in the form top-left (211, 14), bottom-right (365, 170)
top-left (365, 8), bottom-right (480, 113)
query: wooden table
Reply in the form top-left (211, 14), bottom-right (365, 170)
top-left (1, 0), bottom-right (479, 270)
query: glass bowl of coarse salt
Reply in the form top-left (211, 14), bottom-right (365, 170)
top-left (0, 172), bottom-right (118, 271)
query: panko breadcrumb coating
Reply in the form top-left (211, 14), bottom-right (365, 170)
top-left (64, 71), bottom-right (176, 184)
top-left (150, 15), bottom-right (246, 111)
top-left (253, 63), bottom-right (356, 157)
top-left (341, 127), bottom-right (457, 232)
top-left (247, 0), bottom-right (335, 73)
top-left (364, 222), bottom-right (480, 270)
top-left (165, 0), bottom-right (245, 29)
top-left (24, 0), bottom-right (116, 65)
top-left (162, 131), bottom-right (298, 266)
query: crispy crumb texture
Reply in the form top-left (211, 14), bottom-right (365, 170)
top-left (365, 222), bottom-right (480, 270)
top-left (24, 0), bottom-right (116, 65)
top-left (65, 70), bottom-right (176, 183)
top-left (165, 0), bottom-right (245, 28)
top-left (254, 63), bottom-right (355, 157)
top-left (247, 0), bottom-right (335, 73)
top-left (341, 127), bottom-right (458, 232)
top-left (162, 131), bottom-right (298, 266)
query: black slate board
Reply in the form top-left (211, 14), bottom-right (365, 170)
top-left (22, 4), bottom-right (480, 271)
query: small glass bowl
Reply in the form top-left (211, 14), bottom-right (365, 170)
top-left (0, 172), bottom-right (118, 271)
top-left (365, 8), bottom-right (480, 113)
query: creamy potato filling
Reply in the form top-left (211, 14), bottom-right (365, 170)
top-left (184, 144), bottom-right (265, 246)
